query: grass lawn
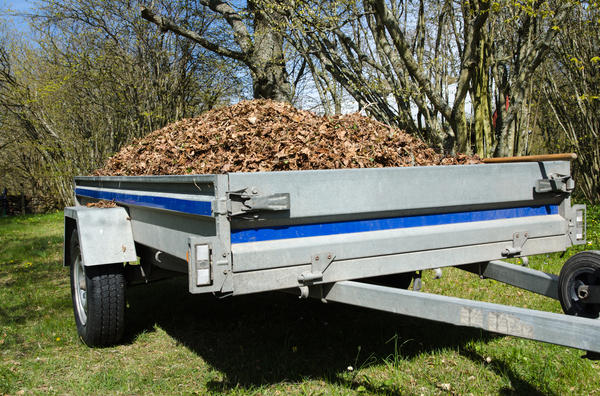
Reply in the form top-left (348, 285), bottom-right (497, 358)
top-left (1, 209), bottom-right (599, 395)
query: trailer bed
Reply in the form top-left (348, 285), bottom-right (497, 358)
top-left (64, 160), bottom-right (599, 353)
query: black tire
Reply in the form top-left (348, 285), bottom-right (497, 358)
top-left (558, 251), bottom-right (600, 319)
top-left (69, 229), bottom-right (126, 346)
top-left (362, 272), bottom-right (415, 289)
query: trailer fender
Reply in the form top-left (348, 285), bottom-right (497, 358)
top-left (64, 206), bottom-right (137, 267)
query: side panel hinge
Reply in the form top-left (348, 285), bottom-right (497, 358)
top-left (228, 188), bottom-right (290, 217)
top-left (298, 253), bottom-right (335, 284)
top-left (502, 231), bottom-right (528, 257)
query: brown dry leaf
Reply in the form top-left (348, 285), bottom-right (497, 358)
top-left (86, 200), bottom-right (117, 208)
top-left (96, 99), bottom-right (480, 176)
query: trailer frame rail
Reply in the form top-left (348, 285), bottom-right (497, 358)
top-left (305, 280), bottom-right (600, 353)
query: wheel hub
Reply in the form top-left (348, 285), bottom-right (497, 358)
top-left (577, 284), bottom-right (590, 300)
top-left (73, 255), bottom-right (88, 325)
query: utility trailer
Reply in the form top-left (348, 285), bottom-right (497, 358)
top-left (64, 158), bottom-right (600, 354)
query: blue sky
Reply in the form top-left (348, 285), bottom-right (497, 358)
top-left (2, 0), bottom-right (33, 33)
top-left (7, 0), bottom-right (31, 11)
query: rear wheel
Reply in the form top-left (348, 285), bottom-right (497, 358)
top-left (69, 229), bottom-right (126, 346)
top-left (558, 251), bottom-right (600, 319)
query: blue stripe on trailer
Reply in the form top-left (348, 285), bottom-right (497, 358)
top-left (230, 205), bottom-right (559, 243)
top-left (75, 187), bottom-right (213, 216)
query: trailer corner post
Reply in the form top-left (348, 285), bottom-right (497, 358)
top-left (187, 174), bottom-right (234, 294)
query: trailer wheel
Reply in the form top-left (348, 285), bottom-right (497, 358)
top-left (362, 272), bottom-right (415, 289)
top-left (69, 229), bottom-right (126, 346)
top-left (558, 251), bottom-right (600, 319)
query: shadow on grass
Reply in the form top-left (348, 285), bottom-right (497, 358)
top-left (124, 278), bottom-right (545, 394)
top-left (459, 348), bottom-right (555, 396)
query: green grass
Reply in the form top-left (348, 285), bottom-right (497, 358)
top-left (1, 210), bottom-right (600, 395)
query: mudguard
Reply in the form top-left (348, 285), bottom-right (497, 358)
top-left (64, 206), bottom-right (137, 266)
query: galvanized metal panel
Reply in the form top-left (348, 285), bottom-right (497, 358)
top-left (65, 206), bottom-right (137, 266)
top-left (73, 163), bottom-right (577, 296)
top-left (128, 206), bottom-right (217, 260)
top-left (228, 162), bottom-right (570, 224)
top-left (318, 281), bottom-right (600, 353)
top-left (231, 235), bottom-right (568, 295)
top-left (232, 215), bottom-right (566, 272)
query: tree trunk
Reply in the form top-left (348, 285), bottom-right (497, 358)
top-left (495, 110), bottom-right (514, 157)
top-left (20, 184), bottom-right (25, 214)
top-left (452, 103), bottom-right (469, 154)
top-left (472, 37), bottom-right (493, 157)
top-left (249, 3), bottom-right (291, 102)
top-left (141, 3), bottom-right (292, 103)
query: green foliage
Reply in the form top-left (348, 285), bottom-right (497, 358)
top-left (0, 1), bottom-right (244, 210)
top-left (535, 1), bottom-right (600, 203)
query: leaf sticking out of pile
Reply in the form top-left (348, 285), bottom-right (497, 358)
top-left (85, 200), bottom-right (117, 208)
top-left (97, 99), bottom-right (480, 176)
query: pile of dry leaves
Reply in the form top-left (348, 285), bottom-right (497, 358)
top-left (97, 99), bottom-right (479, 176)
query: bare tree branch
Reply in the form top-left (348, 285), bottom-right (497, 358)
top-left (371, 0), bottom-right (453, 122)
top-left (140, 6), bottom-right (247, 62)
top-left (497, 4), bottom-right (574, 155)
top-left (452, 1), bottom-right (490, 117)
top-left (197, 0), bottom-right (253, 53)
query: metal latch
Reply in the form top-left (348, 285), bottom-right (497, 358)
top-left (502, 232), bottom-right (528, 257)
top-left (229, 188), bottom-right (290, 216)
top-left (535, 173), bottom-right (574, 193)
top-left (298, 253), bottom-right (335, 284)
